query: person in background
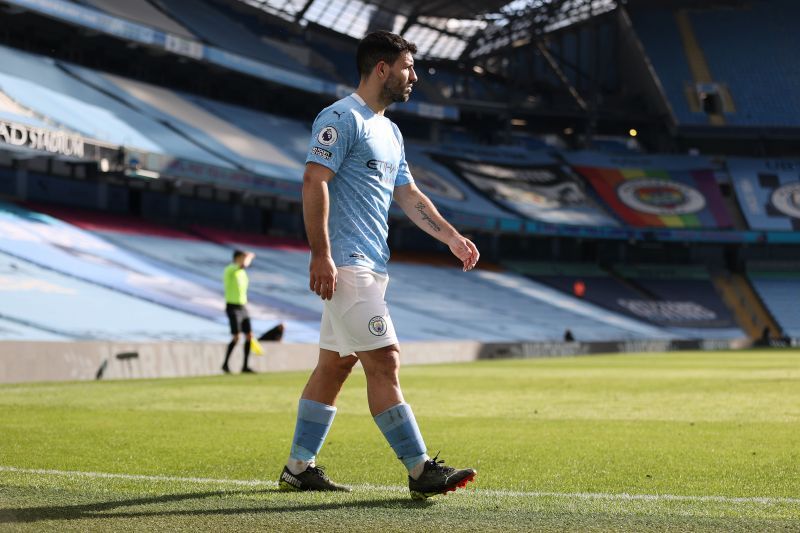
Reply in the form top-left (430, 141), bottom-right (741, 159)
top-left (222, 250), bottom-right (256, 374)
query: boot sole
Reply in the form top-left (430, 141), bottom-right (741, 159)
top-left (410, 471), bottom-right (477, 500)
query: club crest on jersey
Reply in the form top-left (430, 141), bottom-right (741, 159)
top-left (318, 126), bottom-right (338, 146)
top-left (368, 316), bottom-right (387, 336)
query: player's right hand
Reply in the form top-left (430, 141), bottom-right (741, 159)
top-left (309, 254), bottom-right (337, 300)
top-left (448, 235), bottom-right (480, 272)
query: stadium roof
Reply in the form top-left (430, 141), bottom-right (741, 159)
top-left (240, 0), bottom-right (617, 60)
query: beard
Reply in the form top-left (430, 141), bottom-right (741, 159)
top-left (381, 73), bottom-right (412, 104)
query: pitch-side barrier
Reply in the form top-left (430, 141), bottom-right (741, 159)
top-left (2, 337), bottom-right (787, 384)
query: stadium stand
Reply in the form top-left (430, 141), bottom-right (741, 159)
top-left (727, 157), bottom-right (800, 231)
top-left (0, 201), bottom-right (681, 343)
top-left (507, 261), bottom-right (744, 339)
top-left (0, 0), bottom-right (797, 357)
top-left (630, 1), bottom-right (800, 128)
top-left (74, 0), bottom-right (198, 40)
top-left (0, 248), bottom-right (225, 341)
top-left (711, 270), bottom-right (782, 340)
top-left (304, 27), bottom-right (359, 85)
top-left (0, 45), bottom-right (230, 166)
top-left (688, 0), bottom-right (800, 128)
top-left (566, 152), bottom-right (734, 228)
top-left (0, 201), bottom-right (317, 341)
top-left (611, 264), bottom-right (741, 338)
top-left (417, 143), bottom-right (619, 227)
top-left (151, 0), bottom-right (310, 73)
top-left (628, 6), bottom-right (711, 126)
top-left (64, 66), bottom-right (306, 180)
top-left (402, 143), bottom-right (523, 223)
top-left (188, 96), bottom-right (312, 167)
top-left (747, 264), bottom-right (800, 338)
top-left (128, 222), bottom-right (673, 342)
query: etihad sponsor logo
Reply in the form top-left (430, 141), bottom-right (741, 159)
top-left (770, 182), bottom-right (800, 218)
top-left (617, 178), bottom-right (706, 215)
top-left (0, 120), bottom-right (85, 158)
top-left (311, 146), bottom-right (332, 160)
top-left (366, 159), bottom-right (398, 174)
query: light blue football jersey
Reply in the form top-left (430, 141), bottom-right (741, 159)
top-left (305, 93), bottom-right (414, 273)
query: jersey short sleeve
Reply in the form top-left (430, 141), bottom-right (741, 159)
top-left (306, 108), bottom-right (359, 174)
top-left (392, 125), bottom-right (414, 187)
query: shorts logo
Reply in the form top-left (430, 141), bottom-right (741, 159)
top-left (317, 126), bottom-right (338, 146)
top-left (770, 182), bottom-right (800, 218)
top-left (617, 178), bottom-right (706, 215)
top-left (368, 316), bottom-right (387, 336)
top-left (311, 146), bottom-right (332, 160)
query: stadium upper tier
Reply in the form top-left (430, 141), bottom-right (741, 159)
top-left (630, 2), bottom-right (800, 128)
top-left (0, 45), bottom-right (231, 167)
top-left (688, 0), bottom-right (800, 128)
top-left (1, 44), bottom-right (799, 239)
top-left (0, 202), bottom-right (702, 343)
top-left (74, 0), bottom-right (197, 40)
top-left (152, 0), bottom-right (310, 74)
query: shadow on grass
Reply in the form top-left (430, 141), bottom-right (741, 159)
top-left (0, 488), bottom-right (434, 523)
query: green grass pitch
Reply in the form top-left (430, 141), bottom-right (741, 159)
top-left (1, 350), bottom-right (798, 532)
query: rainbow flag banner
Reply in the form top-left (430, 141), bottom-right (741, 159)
top-left (566, 152), bottom-right (734, 229)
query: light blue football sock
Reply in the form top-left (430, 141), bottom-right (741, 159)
top-left (288, 399), bottom-right (337, 472)
top-left (374, 403), bottom-right (428, 473)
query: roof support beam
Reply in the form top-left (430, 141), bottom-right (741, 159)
top-left (535, 40), bottom-right (588, 111)
top-left (294, 0), bottom-right (317, 22)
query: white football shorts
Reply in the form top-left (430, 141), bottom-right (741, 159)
top-left (319, 266), bottom-right (398, 357)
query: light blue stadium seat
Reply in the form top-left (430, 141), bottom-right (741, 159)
top-left (77, 0), bottom-right (197, 39)
top-left (630, 8), bottom-right (705, 126)
top-left (0, 250), bottom-right (224, 341)
top-left (153, 0), bottom-right (310, 74)
top-left (62, 63), bottom-right (306, 181)
top-left (750, 276), bottom-right (800, 337)
top-left (0, 45), bottom-right (231, 166)
top-left (690, 1), bottom-right (800, 127)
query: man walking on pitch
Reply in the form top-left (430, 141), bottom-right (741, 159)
top-left (222, 250), bottom-right (256, 374)
top-left (279, 30), bottom-right (480, 499)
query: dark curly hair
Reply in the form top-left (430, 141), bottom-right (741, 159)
top-left (356, 30), bottom-right (417, 78)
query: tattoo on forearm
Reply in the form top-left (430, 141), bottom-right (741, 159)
top-left (415, 201), bottom-right (441, 232)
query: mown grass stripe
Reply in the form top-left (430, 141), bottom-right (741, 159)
top-left (3, 466), bottom-right (799, 506)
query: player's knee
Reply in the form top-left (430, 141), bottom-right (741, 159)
top-left (231, 333), bottom-right (241, 343)
top-left (319, 355), bottom-right (357, 382)
top-left (336, 357), bottom-right (358, 380)
top-left (362, 346), bottom-right (400, 380)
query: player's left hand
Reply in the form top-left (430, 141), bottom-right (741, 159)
top-left (448, 235), bottom-right (480, 271)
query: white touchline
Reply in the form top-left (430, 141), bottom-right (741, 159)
top-left (2, 466), bottom-right (799, 506)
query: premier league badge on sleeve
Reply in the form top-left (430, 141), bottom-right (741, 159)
top-left (317, 126), bottom-right (338, 146)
